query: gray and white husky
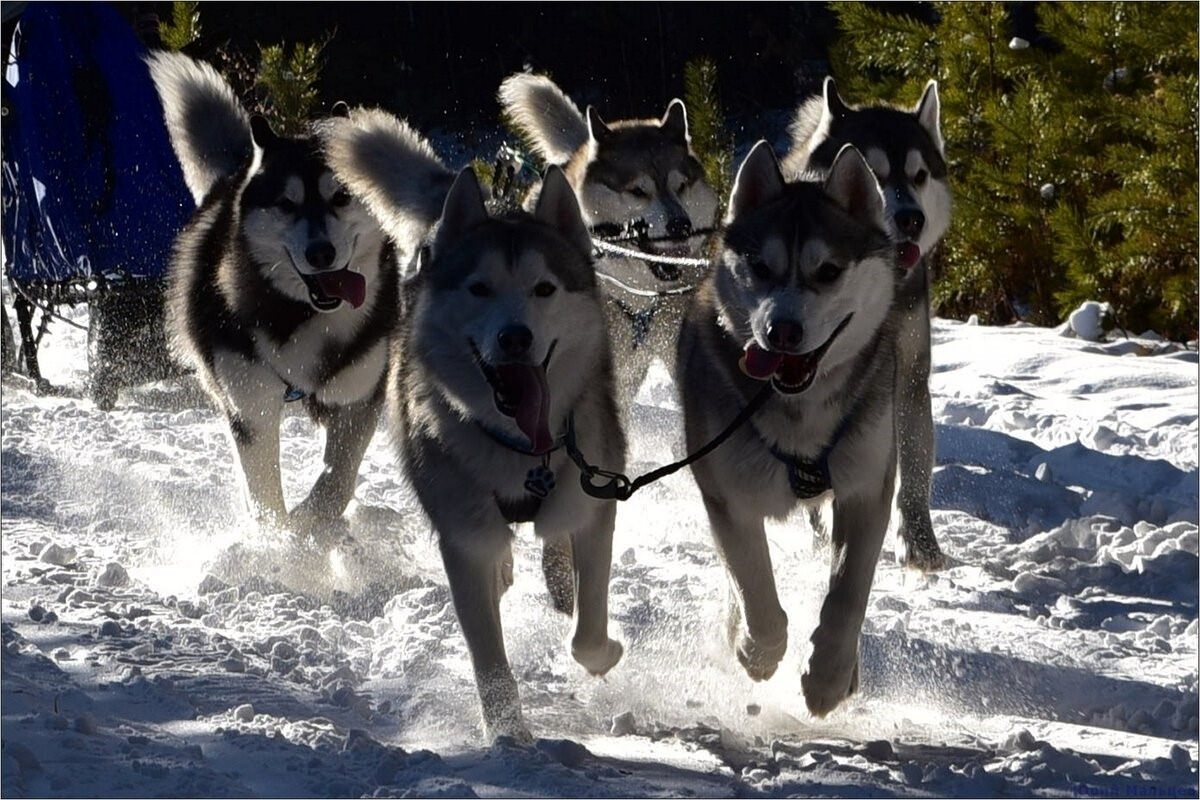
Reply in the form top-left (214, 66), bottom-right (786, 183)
top-left (321, 110), bottom-right (626, 740)
top-left (783, 77), bottom-right (951, 571)
top-left (499, 73), bottom-right (719, 400)
top-left (677, 141), bottom-right (901, 716)
top-left (148, 52), bottom-right (394, 528)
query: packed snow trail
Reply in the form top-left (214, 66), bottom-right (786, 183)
top-left (2, 306), bottom-right (1197, 797)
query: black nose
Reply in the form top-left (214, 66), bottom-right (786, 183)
top-left (305, 242), bottom-right (337, 270)
top-left (766, 320), bottom-right (804, 353)
top-left (666, 216), bottom-right (693, 240)
top-left (894, 208), bottom-right (925, 239)
top-left (497, 325), bottom-right (533, 359)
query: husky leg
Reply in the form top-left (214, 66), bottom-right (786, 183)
top-left (439, 536), bottom-right (530, 742)
top-left (895, 286), bottom-right (946, 571)
top-left (702, 493), bottom-right (788, 681)
top-left (542, 537), bottom-right (574, 615)
top-left (292, 395), bottom-right (381, 525)
top-left (802, 463), bottom-right (895, 717)
top-left (568, 503), bottom-right (623, 675)
top-left (215, 354), bottom-right (287, 524)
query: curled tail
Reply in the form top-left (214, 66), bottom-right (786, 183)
top-left (317, 108), bottom-right (454, 247)
top-left (498, 73), bottom-right (588, 165)
top-left (145, 51), bottom-right (252, 204)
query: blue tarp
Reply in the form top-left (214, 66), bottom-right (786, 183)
top-left (2, 2), bottom-right (193, 285)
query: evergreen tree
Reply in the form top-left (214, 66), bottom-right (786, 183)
top-left (829, 2), bottom-right (1197, 340)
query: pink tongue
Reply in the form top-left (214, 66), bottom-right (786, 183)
top-left (314, 270), bottom-right (367, 308)
top-left (495, 363), bottom-right (553, 454)
top-left (897, 242), bottom-right (921, 269)
top-left (740, 343), bottom-right (784, 380)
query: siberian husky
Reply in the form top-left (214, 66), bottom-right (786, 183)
top-left (783, 77), bottom-right (951, 570)
top-left (148, 52), bottom-right (394, 529)
top-left (677, 141), bottom-right (901, 716)
top-left (321, 109), bottom-right (626, 740)
top-left (499, 73), bottom-right (719, 400)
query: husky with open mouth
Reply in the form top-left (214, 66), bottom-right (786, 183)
top-left (391, 166), bottom-right (626, 740)
top-left (677, 141), bottom-right (901, 717)
top-left (149, 52), bottom-right (394, 528)
top-left (498, 73), bottom-right (719, 401)
top-left (783, 78), bottom-right (951, 571)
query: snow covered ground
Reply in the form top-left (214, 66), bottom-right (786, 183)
top-left (2, 304), bottom-right (1197, 798)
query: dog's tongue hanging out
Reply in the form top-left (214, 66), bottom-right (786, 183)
top-left (495, 363), bottom-right (554, 453)
top-left (314, 269), bottom-right (367, 308)
top-left (897, 242), bottom-right (921, 269)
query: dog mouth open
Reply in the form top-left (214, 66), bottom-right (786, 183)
top-left (897, 241), bottom-right (921, 269)
top-left (288, 243), bottom-right (366, 311)
top-left (470, 339), bottom-right (559, 453)
top-left (739, 315), bottom-right (854, 394)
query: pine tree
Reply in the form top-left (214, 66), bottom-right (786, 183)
top-left (829, 2), bottom-right (1197, 340)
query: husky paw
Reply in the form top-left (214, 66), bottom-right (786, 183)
top-left (736, 626), bottom-right (788, 682)
top-left (488, 722), bottom-right (534, 746)
top-left (801, 630), bottom-right (859, 717)
top-left (572, 638), bottom-right (624, 676)
top-left (897, 522), bottom-right (947, 572)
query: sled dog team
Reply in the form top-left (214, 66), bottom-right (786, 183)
top-left (148, 52), bottom-right (951, 740)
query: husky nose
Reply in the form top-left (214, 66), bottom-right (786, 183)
top-left (497, 325), bottom-right (533, 359)
top-left (666, 216), bottom-right (693, 239)
top-left (305, 242), bottom-right (337, 270)
top-left (894, 209), bottom-right (925, 239)
top-left (766, 320), bottom-right (804, 353)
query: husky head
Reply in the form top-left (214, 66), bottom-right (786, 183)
top-left (572, 101), bottom-right (719, 266)
top-left (788, 78), bottom-right (950, 268)
top-left (411, 166), bottom-right (605, 453)
top-left (240, 113), bottom-right (382, 313)
top-left (715, 142), bottom-right (896, 395)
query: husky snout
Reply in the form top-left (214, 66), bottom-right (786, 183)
top-left (304, 240), bottom-right (337, 270)
top-left (497, 325), bottom-right (534, 360)
top-left (766, 319), bottom-right (804, 354)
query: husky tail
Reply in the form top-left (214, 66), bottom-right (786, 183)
top-left (145, 51), bottom-right (252, 204)
top-left (318, 108), bottom-right (454, 247)
top-left (498, 73), bottom-right (588, 165)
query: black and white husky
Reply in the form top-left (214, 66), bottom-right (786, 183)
top-left (678, 141), bottom-right (902, 716)
top-left (498, 73), bottom-right (719, 400)
top-left (783, 78), bottom-right (951, 570)
top-left (148, 52), bottom-right (395, 528)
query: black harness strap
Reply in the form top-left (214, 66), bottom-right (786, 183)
top-left (566, 381), bottom-right (776, 501)
top-left (768, 443), bottom-right (832, 499)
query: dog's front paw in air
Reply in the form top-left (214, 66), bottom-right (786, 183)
top-left (736, 625), bottom-right (788, 681)
top-left (801, 627), bottom-right (860, 717)
top-left (572, 637), bottom-right (624, 676)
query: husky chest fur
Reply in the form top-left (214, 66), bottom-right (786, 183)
top-left (392, 167), bottom-right (625, 741)
top-left (151, 52), bottom-right (394, 526)
top-left (678, 141), bottom-right (902, 717)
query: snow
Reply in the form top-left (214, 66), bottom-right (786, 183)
top-left (2, 304), bottom-right (1198, 798)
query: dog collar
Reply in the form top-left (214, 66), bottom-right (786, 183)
top-left (474, 417), bottom-right (571, 501)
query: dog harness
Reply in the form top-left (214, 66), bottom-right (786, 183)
top-left (766, 442), bottom-right (833, 499)
top-left (474, 419), bottom-right (566, 524)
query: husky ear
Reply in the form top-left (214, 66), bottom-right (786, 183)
top-left (250, 115), bottom-right (280, 149)
top-left (586, 106), bottom-right (612, 144)
top-left (823, 144), bottom-right (887, 231)
top-left (824, 77), bottom-right (850, 119)
top-left (535, 166), bottom-right (592, 256)
top-left (660, 99), bottom-right (689, 143)
top-left (915, 80), bottom-right (944, 154)
top-left (330, 101), bottom-right (350, 118)
top-left (434, 167), bottom-right (489, 251)
top-left (726, 141), bottom-right (785, 223)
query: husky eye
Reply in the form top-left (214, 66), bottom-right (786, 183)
top-left (815, 262), bottom-right (844, 284)
top-left (533, 281), bottom-right (557, 298)
top-left (468, 281), bottom-right (492, 297)
top-left (331, 189), bottom-right (351, 207)
top-left (627, 186), bottom-right (650, 199)
top-left (913, 169), bottom-right (929, 187)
